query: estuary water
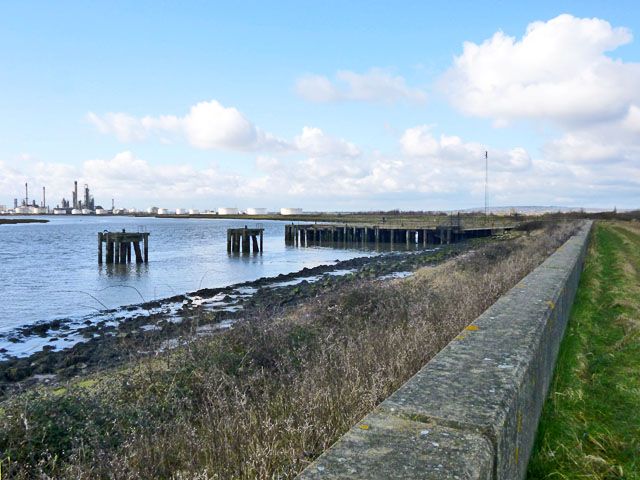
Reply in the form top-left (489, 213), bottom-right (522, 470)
top-left (0, 216), bottom-right (371, 338)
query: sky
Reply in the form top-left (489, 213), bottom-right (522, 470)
top-left (1, 0), bottom-right (640, 211)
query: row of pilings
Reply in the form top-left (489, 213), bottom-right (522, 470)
top-left (285, 224), bottom-right (507, 247)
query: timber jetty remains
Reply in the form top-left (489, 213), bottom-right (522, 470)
top-left (227, 227), bottom-right (264, 254)
top-left (98, 230), bottom-right (149, 264)
top-left (285, 223), bottom-right (513, 247)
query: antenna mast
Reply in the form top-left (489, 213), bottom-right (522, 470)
top-left (484, 151), bottom-right (488, 216)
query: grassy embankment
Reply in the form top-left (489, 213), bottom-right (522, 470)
top-left (0, 222), bottom-right (577, 479)
top-left (528, 222), bottom-right (640, 479)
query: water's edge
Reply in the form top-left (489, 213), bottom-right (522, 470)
top-left (0, 244), bottom-right (464, 394)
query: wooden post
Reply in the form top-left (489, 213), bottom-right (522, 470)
top-left (98, 232), bottom-right (103, 264)
top-left (120, 242), bottom-right (127, 264)
top-left (126, 242), bottom-right (132, 262)
top-left (242, 229), bottom-right (249, 253)
top-left (144, 234), bottom-right (149, 263)
top-left (106, 234), bottom-right (113, 264)
top-left (423, 229), bottom-right (427, 246)
top-left (260, 231), bottom-right (263, 252)
top-left (114, 241), bottom-right (120, 263)
top-left (133, 241), bottom-right (143, 263)
top-left (227, 230), bottom-right (231, 252)
top-left (252, 234), bottom-right (259, 253)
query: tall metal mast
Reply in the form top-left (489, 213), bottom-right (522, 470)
top-left (484, 151), bottom-right (488, 216)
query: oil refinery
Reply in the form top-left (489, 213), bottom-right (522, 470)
top-left (1, 181), bottom-right (304, 217)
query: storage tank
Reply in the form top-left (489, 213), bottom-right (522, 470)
top-left (29, 206), bottom-right (47, 214)
top-left (280, 208), bottom-right (303, 215)
top-left (14, 206), bottom-right (30, 214)
top-left (95, 208), bottom-right (107, 215)
top-left (157, 208), bottom-right (170, 215)
top-left (218, 207), bottom-right (239, 215)
top-left (175, 208), bottom-right (187, 215)
top-left (127, 208), bottom-right (137, 214)
top-left (246, 207), bottom-right (267, 215)
top-left (53, 208), bottom-right (68, 215)
top-left (188, 208), bottom-right (200, 215)
top-left (71, 209), bottom-right (82, 215)
top-left (147, 207), bottom-right (158, 214)
top-left (81, 208), bottom-right (92, 215)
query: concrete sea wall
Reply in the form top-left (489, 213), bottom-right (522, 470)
top-left (298, 221), bottom-right (593, 479)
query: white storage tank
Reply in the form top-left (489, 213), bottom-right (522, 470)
top-left (188, 208), bottom-right (200, 215)
top-left (157, 208), bottom-right (171, 215)
top-left (95, 208), bottom-right (107, 215)
top-left (127, 208), bottom-right (137, 214)
top-left (246, 207), bottom-right (267, 215)
top-left (81, 208), bottom-right (92, 215)
top-left (280, 208), bottom-right (303, 215)
top-left (147, 207), bottom-right (158, 214)
top-left (14, 206), bottom-right (30, 214)
top-left (175, 208), bottom-right (187, 215)
top-left (71, 209), bottom-right (82, 215)
top-left (218, 207), bottom-right (239, 215)
top-left (53, 208), bottom-right (68, 215)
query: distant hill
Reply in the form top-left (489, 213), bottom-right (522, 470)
top-left (454, 206), bottom-right (622, 215)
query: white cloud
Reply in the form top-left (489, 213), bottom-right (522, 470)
top-left (88, 100), bottom-right (288, 152)
top-left (296, 68), bottom-right (426, 104)
top-left (83, 151), bottom-right (242, 199)
top-left (87, 101), bottom-right (359, 159)
top-left (181, 101), bottom-right (259, 149)
top-left (443, 14), bottom-right (640, 127)
top-left (400, 125), bottom-right (531, 171)
top-left (294, 127), bottom-right (360, 158)
top-left (87, 112), bottom-right (149, 142)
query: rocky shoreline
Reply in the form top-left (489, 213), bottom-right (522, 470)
top-left (0, 243), bottom-right (468, 396)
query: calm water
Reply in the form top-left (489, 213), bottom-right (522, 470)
top-left (0, 216), bottom-right (371, 336)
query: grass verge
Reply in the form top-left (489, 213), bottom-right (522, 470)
top-left (528, 221), bottom-right (640, 479)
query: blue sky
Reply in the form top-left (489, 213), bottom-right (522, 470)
top-left (1, 1), bottom-right (640, 211)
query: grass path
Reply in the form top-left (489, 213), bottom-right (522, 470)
top-left (528, 222), bottom-right (640, 479)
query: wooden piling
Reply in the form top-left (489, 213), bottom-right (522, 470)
top-left (133, 241), bottom-right (142, 263)
top-left (98, 232), bottom-right (103, 264)
top-left (106, 234), bottom-right (113, 264)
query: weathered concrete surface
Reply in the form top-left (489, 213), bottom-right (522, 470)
top-left (298, 221), bottom-right (592, 479)
top-left (301, 412), bottom-right (493, 479)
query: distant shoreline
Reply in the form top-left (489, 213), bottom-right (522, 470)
top-left (0, 218), bottom-right (49, 225)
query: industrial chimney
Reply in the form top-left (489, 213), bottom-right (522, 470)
top-left (73, 181), bottom-right (78, 209)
